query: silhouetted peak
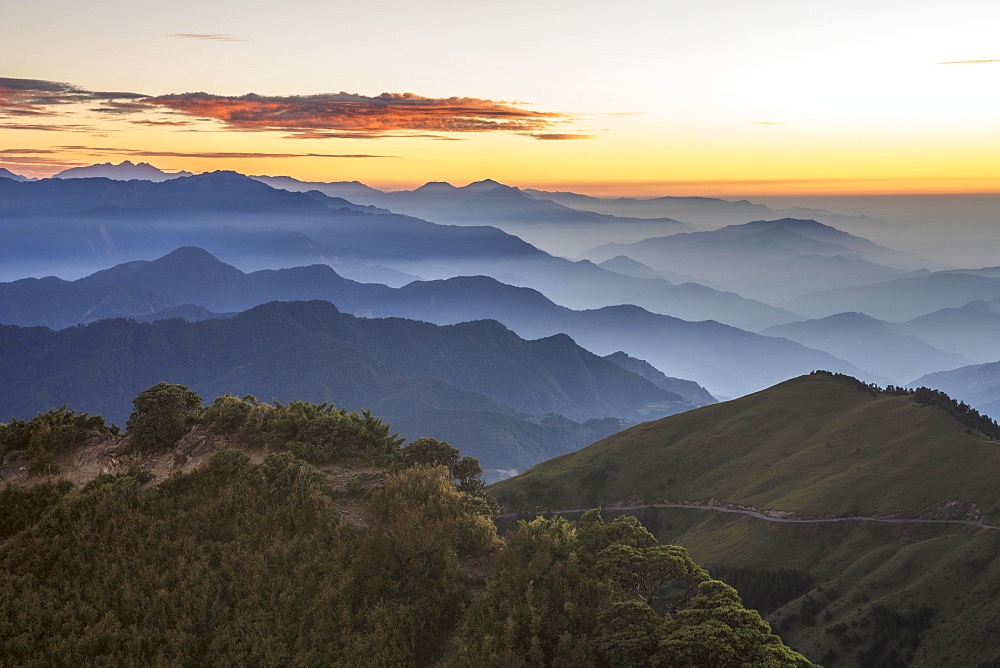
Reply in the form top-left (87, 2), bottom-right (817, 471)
top-left (413, 181), bottom-right (457, 192)
top-left (0, 167), bottom-right (30, 182)
top-left (230, 300), bottom-right (343, 330)
top-left (462, 178), bottom-right (506, 191)
top-left (747, 217), bottom-right (831, 230)
top-left (537, 332), bottom-right (576, 345)
top-left (191, 170), bottom-right (249, 181)
top-left (151, 246), bottom-right (228, 269)
top-left (53, 161), bottom-right (191, 181)
top-left (473, 178), bottom-right (501, 185)
top-left (245, 299), bottom-right (342, 317)
top-left (815, 311), bottom-right (884, 326)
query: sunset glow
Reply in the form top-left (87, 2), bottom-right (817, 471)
top-left (2, 0), bottom-right (999, 195)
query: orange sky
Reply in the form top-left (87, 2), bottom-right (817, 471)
top-left (2, 0), bottom-right (999, 196)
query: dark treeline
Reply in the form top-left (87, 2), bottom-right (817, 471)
top-left (812, 370), bottom-right (1000, 440)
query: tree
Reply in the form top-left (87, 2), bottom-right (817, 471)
top-left (654, 580), bottom-right (812, 666)
top-left (126, 382), bottom-right (202, 451)
top-left (401, 437), bottom-right (491, 500)
top-left (401, 436), bottom-right (460, 469)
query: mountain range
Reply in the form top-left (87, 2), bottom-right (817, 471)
top-left (0, 171), bottom-right (798, 330)
top-left (0, 299), bottom-right (705, 477)
top-left (911, 361), bottom-right (1000, 418)
top-left (53, 160), bottom-right (194, 181)
top-left (760, 312), bottom-right (972, 383)
top-left (522, 187), bottom-right (885, 236)
top-left (580, 218), bottom-right (924, 302)
top-left (0, 246), bottom-right (880, 398)
top-left (253, 175), bottom-right (693, 256)
top-left (780, 269), bottom-right (1000, 322)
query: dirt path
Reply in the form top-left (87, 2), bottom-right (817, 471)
top-left (498, 503), bottom-right (1000, 530)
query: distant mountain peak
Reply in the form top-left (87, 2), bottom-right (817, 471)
top-left (0, 167), bottom-right (32, 182)
top-left (464, 178), bottom-right (505, 189)
top-left (158, 245), bottom-right (222, 262)
top-left (748, 217), bottom-right (834, 231)
top-left (190, 170), bottom-right (247, 180)
top-left (461, 179), bottom-right (519, 195)
top-left (144, 246), bottom-right (240, 274)
top-left (413, 181), bottom-right (457, 192)
top-left (53, 161), bottom-right (193, 182)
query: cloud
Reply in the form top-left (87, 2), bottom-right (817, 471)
top-left (0, 122), bottom-right (97, 132)
top-left (0, 77), bottom-right (583, 140)
top-left (0, 146), bottom-right (394, 160)
top-left (522, 133), bottom-right (594, 140)
top-left (936, 59), bottom-right (1000, 64)
top-left (0, 77), bottom-right (148, 118)
top-left (169, 33), bottom-right (248, 42)
top-left (0, 155), bottom-right (85, 167)
top-left (119, 150), bottom-right (395, 159)
top-left (127, 119), bottom-right (196, 127)
top-left (141, 91), bottom-right (569, 138)
top-left (752, 121), bottom-right (784, 125)
top-left (288, 131), bottom-right (462, 140)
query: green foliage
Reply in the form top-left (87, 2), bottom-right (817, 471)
top-left (0, 452), bottom-right (492, 665)
top-left (456, 515), bottom-right (608, 664)
top-left (592, 601), bottom-right (663, 666)
top-left (202, 393), bottom-right (261, 439)
top-left (264, 400), bottom-right (404, 464)
top-left (126, 382), bottom-right (202, 452)
top-left (203, 394), bottom-right (408, 468)
top-left (0, 405), bottom-right (114, 471)
top-left (372, 465), bottom-right (500, 557)
top-left (457, 510), bottom-right (807, 666)
top-left (401, 437), bottom-right (496, 511)
top-left (260, 452), bottom-right (324, 496)
top-left (0, 479), bottom-right (73, 539)
top-left (402, 435), bottom-right (461, 468)
top-left (655, 580), bottom-right (811, 666)
top-left (0, 395), bottom-right (805, 665)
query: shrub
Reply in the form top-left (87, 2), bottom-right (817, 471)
top-left (126, 382), bottom-right (202, 452)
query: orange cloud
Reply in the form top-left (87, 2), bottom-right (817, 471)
top-left (523, 133), bottom-right (595, 140)
top-left (141, 91), bottom-right (569, 138)
top-left (128, 119), bottom-right (197, 127)
top-left (0, 77), bottom-right (579, 140)
top-left (0, 146), bottom-right (394, 160)
top-left (936, 59), bottom-right (1000, 64)
top-left (169, 33), bottom-right (248, 42)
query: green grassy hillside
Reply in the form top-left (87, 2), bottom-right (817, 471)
top-left (491, 372), bottom-right (1000, 520)
top-left (491, 372), bottom-right (1000, 666)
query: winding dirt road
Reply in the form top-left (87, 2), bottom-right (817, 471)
top-left (498, 503), bottom-right (999, 530)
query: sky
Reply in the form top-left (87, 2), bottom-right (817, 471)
top-left (2, 0), bottom-right (999, 195)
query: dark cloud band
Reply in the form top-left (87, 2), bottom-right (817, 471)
top-left (0, 77), bottom-right (583, 140)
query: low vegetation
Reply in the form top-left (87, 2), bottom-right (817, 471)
top-left (491, 372), bottom-right (1000, 666)
top-left (812, 370), bottom-right (1000, 440)
top-left (491, 372), bottom-right (1000, 519)
top-left (457, 510), bottom-right (809, 665)
top-left (0, 383), bottom-right (809, 665)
